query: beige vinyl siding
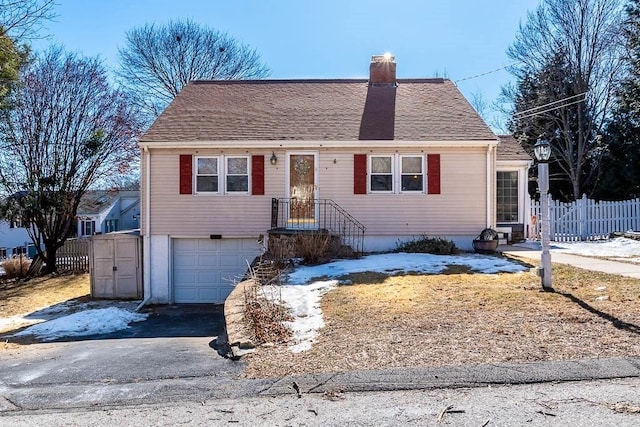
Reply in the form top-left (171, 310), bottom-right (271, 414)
top-left (146, 146), bottom-right (488, 238)
top-left (148, 149), bottom-right (275, 236)
top-left (323, 148), bottom-right (487, 236)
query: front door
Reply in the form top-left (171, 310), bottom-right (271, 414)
top-left (287, 152), bottom-right (318, 227)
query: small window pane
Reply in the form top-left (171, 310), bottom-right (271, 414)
top-left (401, 175), bottom-right (423, 191)
top-left (227, 176), bottom-right (248, 192)
top-left (371, 175), bottom-right (392, 191)
top-left (371, 157), bottom-right (392, 173)
top-left (402, 157), bottom-right (422, 174)
top-left (227, 157), bottom-right (247, 175)
top-left (197, 158), bottom-right (217, 175)
top-left (197, 176), bottom-right (218, 192)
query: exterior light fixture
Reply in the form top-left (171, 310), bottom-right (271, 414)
top-left (535, 136), bottom-right (553, 291)
top-left (534, 138), bottom-right (551, 162)
top-left (270, 152), bottom-right (278, 165)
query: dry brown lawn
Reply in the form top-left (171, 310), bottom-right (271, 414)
top-left (0, 273), bottom-right (90, 350)
top-left (243, 257), bottom-right (640, 378)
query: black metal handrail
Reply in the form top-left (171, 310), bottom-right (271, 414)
top-left (271, 198), bottom-right (366, 255)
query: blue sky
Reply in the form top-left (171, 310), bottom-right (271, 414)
top-left (34, 0), bottom-right (541, 129)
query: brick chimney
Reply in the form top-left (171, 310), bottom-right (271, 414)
top-left (369, 54), bottom-right (396, 86)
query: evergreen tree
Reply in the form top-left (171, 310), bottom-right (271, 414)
top-left (597, 0), bottom-right (640, 200)
top-left (0, 29), bottom-right (25, 106)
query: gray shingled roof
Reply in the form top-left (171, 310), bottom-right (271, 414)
top-left (497, 135), bottom-right (532, 161)
top-left (141, 79), bottom-right (497, 143)
top-left (77, 190), bottom-right (140, 215)
top-left (77, 190), bottom-right (118, 215)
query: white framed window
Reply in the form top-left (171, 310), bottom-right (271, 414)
top-left (196, 156), bottom-right (219, 193)
top-left (195, 155), bottom-right (250, 195)
top-left (400, 155), bottom-right (424, 192)
top-left (370, 155), bottom-right (394, 192)
top-left (369, 154), bottom-right (425, 194)
top-left (497, 171), bottom-right (519, 222)
top-left (81, 220), bottom-right (95, 236)
top-left (226, 156), bottom-right (249, 193)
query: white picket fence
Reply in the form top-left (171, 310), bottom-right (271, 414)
top-left (530, 195), bottom-right (640, 241)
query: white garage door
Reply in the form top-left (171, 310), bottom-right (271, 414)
top-left (172, 238), bottom-right (262, 303)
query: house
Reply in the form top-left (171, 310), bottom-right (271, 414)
top-left (0, 189), bottom-right (141, 259)
top-left (139, 55), bottom-right (532, 304)
top-left (0, 219), bottom-right (32, 258)
top-left (76, 190), bottom-right (140, 237)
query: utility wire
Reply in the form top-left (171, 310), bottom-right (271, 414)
top-left (514, 98), bottom-right (587, 120)
top-left (513, 92), bottom-right (588, 117)
top-left (454, 61), bottom-right (522, 84)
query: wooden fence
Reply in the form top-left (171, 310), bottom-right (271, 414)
top-left (56, 238), bottom-right (90, 272)
top-left (530, 195), bottom-right (640, 241)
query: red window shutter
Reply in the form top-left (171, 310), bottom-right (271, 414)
top-left (252, 155), bottom-right (265, 195)
top-left (427, 154), bottom-right (441, 194)
top-left (179, 154), bottom-right (193, 194)
top-left (354, 154), bottom-right (367, 194)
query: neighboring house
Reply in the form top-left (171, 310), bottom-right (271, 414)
top-left (139, 54), bottom-right (532, 304)
top-left (0, 219), bottom-right (32, 258)
top-left (76, 190), bottom-right (140, 238)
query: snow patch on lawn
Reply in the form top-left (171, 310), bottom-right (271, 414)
top-left (13, 307), bottom-right (147, 341)
top-left (517, 237), bottom-right (640, 258)
top-left (286, 253), bottom-right (527, 285)
top-left (280, 253), bottom-right (528, 352)
top-left (280, 280), bottom-right (338, 353)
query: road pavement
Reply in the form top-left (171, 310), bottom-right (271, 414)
top-left (3, 377), bottom-right (640, 426)
top-left (1, 347), bottom-right (640, 412)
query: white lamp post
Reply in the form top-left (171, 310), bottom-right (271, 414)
top-left (534, 137), bottom-right (553, 291)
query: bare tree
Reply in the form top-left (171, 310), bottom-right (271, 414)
top-left (0, 0), bottom-right (56, 40)
top-left (0, 46), bottom-right (143, 273)
top-left (506, 0), bottom-right (626, 200)
top-left (117, 18), bottom-right (269, 120)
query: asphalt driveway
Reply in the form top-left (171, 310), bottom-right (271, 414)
top-left (74, 303), bottom-right (227, 340)
top-left (0, 304), bottom-right (250, 410)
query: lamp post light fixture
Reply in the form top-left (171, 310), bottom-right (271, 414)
top-left (534, 137), bottom-right (553, 291)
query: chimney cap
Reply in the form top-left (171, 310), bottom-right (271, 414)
top-left (372, 53), bottom-right (395, 63)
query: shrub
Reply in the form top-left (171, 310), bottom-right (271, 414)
top-left (395, 236), bottom-right (458, 255)
top-left (265, 230), bottom-right (350, 266)
top-left (243, 260), bottom-right (292, 345)
top-left (1, 256), bottom-right (32, 279)
top-left (295, 231), bottom-right (335, 265)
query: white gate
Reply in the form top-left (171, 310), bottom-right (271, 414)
top-left (530, 195), bottom-right (640, 241)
